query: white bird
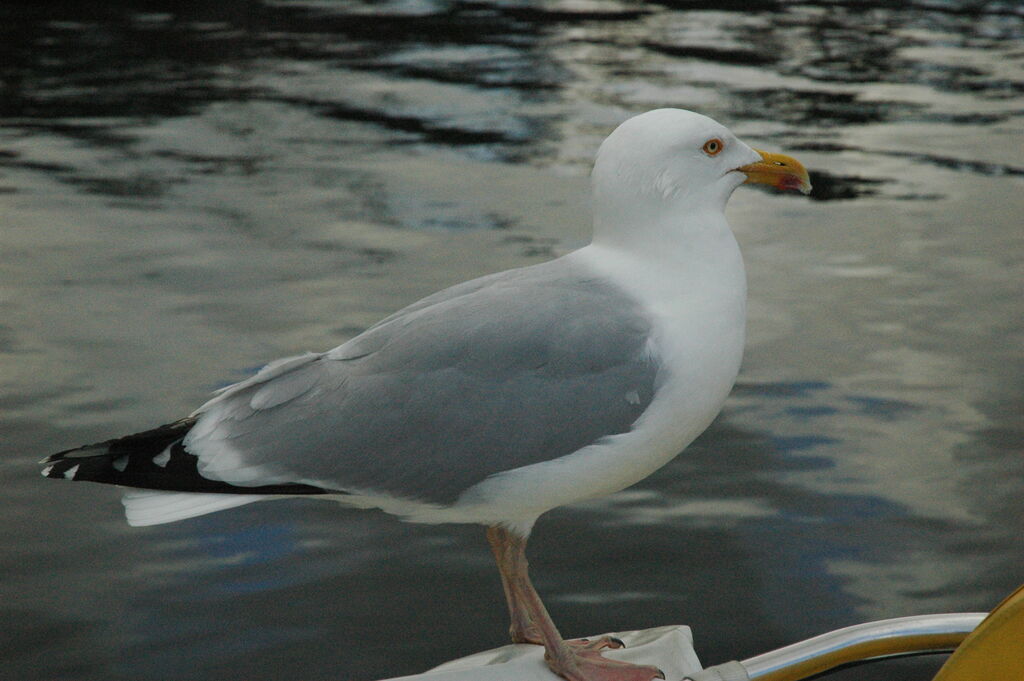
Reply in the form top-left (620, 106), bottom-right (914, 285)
top-left (43, 108), bottom-right (811, 681)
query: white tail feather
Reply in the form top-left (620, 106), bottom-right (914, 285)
top-left (122, 490), bottom-right (269, 526)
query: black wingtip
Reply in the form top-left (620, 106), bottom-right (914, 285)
top-left (40, 417), bottom-right (199, 483)
top-left (40, 441), bottom-right (110, 466)
top-left (40, 458), bottom-right (83, 480)
top-left (43, 417), bottom-right (197, 464)
top-left (40, 417), bottom-right (330, 496)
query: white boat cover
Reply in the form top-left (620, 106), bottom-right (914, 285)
top-left (382, 625), bottom-right (704, 681)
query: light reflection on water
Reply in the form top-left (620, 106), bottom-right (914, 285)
top-left (1, 2), bottom-right (1022, 680)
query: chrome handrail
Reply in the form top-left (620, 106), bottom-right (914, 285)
top-left (685, 612), bottom-right (986, 681)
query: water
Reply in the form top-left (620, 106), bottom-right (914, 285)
top-left (1, 2), bottom-right (1022, 680)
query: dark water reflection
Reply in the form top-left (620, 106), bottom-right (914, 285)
top-left (2, 2), bottom-right (1022, 680)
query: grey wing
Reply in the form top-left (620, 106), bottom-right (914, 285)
top-left (185, 258), bottom-right (660, 506)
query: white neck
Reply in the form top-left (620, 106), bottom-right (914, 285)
top-left (590, 194), bottom-right (743, 285)
top-left (589, 164), bottom-right (745, 260)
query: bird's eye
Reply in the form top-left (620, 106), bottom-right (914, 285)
top-left (702, 138), bottom-right (724, 156)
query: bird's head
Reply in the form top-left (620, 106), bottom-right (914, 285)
top-left (592, 109), bottom-right (810, 223)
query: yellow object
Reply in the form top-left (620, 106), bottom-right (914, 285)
top-left (933, 583), bottom-right (1024, 680)
top-left (739, 149), bottom-right (812, 195)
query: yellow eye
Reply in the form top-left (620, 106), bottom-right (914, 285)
top-left (702, 138), bottom-right (724, 156)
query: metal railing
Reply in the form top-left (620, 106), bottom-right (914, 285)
top-left (685, 612), bottom-right (986, 681)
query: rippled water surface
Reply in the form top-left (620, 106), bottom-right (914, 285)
top-left (2, 2), bottom-right (1022, 680)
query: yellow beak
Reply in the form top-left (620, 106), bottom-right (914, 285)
top-left (738, 149), bottom-right (812, 195)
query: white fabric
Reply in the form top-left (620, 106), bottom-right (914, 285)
top-left (381, 625), bottom-right (703, 681)
top-left (684, 660), bottom-right (751, 681)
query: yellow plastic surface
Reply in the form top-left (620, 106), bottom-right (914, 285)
top-left (933, 583), bottom-right (1024, 680)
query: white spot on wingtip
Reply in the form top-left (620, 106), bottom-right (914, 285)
top-left (625, 390), bottom-right (640, 405)
top-left (112, 456), bottom-right (128, 472)
top-left (63, 464), bottom-right (80, 480)
top-left (153, 448), bottom-right (171, 467)
top-left (41, 465), bottom-right (54, 477)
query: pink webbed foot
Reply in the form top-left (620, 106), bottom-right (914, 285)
top-left (545, 638), bottom-right (665, 681)
top-left (567, 635), bottom-right (625, 651)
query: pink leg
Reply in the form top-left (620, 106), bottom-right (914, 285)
top-left (485, 526), bottom-right (664, 681)
top-left (487, 525), bottom-right (542, 643)
top-left (487, 527), bottom-right (622, 648)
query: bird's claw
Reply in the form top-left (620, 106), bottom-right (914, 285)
top-left (569, 635), bottom-right (626, 651)
top-left (545, 638), bottom-right (664, 681)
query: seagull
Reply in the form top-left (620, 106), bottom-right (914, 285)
top-left (42, 108), bottom-right (810, 681)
